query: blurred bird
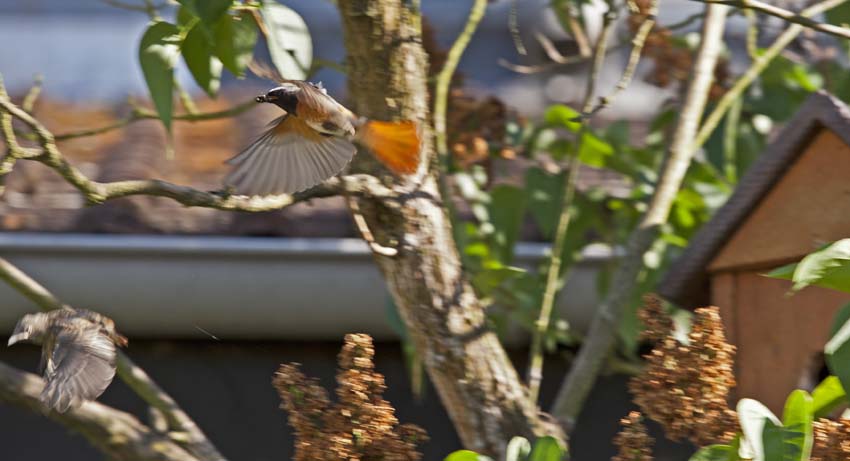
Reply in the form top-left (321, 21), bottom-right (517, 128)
top-left (224, 67), bottom-right (421, 196)
top-left (7, 308), bottom-right (127, 413)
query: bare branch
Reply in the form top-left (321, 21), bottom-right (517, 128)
top-left (0, 255), bottom-right (227, 460)
top-left (582, 1), bottom-right (658, 118)
top-left (54, 98), bottom-right (257, 141)
top-left (692, 0), bottom-right (850, 40)
top-left (433, 0), bottom-right (488, 160)
top-left (552, 0), bottom-right (593, 58)
top-left (0, 86), bottom-right (393, 212)
top-left (0, 362), bottom-right (200, 461)
top-left (550, 3), bottom-right (731, 430)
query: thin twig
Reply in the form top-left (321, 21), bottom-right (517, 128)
top-left (0, 362), bottom-right (200, 461)
top-left (581, 1), bottom-right (658, 118)
top-left (527, 2), bottom-right (621, 406)
top-left (0, 257), bottom-right (222, 461)
top-left (22, 74), bottom-right (43, 113)
top-left (53, 98), bottom-right (257, 141)
top-left (693, 0), bottom-right (850, 40)
top-left (433, 0), bottom-right (488, 161)
top-left (0, 80), bottom-right (393, 212)
top-left (509, 0), bottom-right (528, 56)
top-left (692, 0), bottom-right (849, 151)
top-left (550, 3), bottom-right (731, 430)
top-left (745, 8), bottom-right (759, 60)
top-left (552, 0), bottom-right (592, 58)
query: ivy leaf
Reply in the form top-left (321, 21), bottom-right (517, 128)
top-left (182, 22), bottom-right (223, 97)
top-left (138, 21), bottom-right (182, 133)
top-left (261, 2), bottom-right (313, 80)
top-left (214, 11), bottom-right (258, 77)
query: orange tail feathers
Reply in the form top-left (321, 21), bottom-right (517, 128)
top-left (358, 120), bottom-right (420, 174)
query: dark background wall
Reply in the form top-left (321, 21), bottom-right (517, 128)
top-left (0, 339), bottom-right (693, 460)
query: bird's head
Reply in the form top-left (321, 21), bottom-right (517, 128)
top-left (255, 83), bottom-right (301, 114)
top-left (8, 313), bottom-right (48, 346)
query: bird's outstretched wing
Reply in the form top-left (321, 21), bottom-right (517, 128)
top-left (40, 323), bottom-right (117, 413)
top-left (224, 115), bottom-right (356, 196)
top-left (248, 59), bottom-right (286, 83)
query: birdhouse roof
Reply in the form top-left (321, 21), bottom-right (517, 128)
top-left (659, 91), bottom-right (850, 309)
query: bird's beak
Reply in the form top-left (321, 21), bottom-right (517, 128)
top-left (255, 95), bottom-right (267, 103)
top-left (7, 332), bottom-right (28, 346)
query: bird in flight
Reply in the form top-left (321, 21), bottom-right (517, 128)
top-left (224, 65), bottom-right (421, 196)
top-left (8, 308), bottom-right (127, 413)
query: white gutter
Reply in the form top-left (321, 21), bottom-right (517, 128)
top-left (0, 233), bottom-right (616, 340)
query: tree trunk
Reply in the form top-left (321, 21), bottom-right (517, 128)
top-left (336, 0), bottom-right (565, 455)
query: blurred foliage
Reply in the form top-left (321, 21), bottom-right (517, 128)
top-left (445, 0), bottom-right (850, 370)
top-left (136, 0), bottom-right (311, 132)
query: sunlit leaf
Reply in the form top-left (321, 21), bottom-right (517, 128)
top-left (781, 390), bottom-right (813, 461)
top-left (261, 2), bottom-right (312, 80)
top-left (765, 239), bottom-right (850, 293)
top-left (544, 105), bottom-right (581, 132)
top-left (444, 450), bottom-right (491, 461)
top-left (812, 375), bottom-right (847, 418)
top-left (138, 21), bottom-right (181, 133)
top-left (528, 436), bottom-right (565, 461)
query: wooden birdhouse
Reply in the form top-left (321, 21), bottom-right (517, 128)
top-left (659, 91), bottom-right (850, 413)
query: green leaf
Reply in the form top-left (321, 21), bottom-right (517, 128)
top-left (689, 445), bottom-right (734, 461)
top-left (762, 420), bottom-right (790, 461)
top-left (826, 304), bottom-right (850, 394)
top-left (525, 167), bottom-right (565, 239)
top-left (444, 450), bottom-right (489, 461)
top-left (765, 239), bottom-right (850, 293)
top-left (472, 266), bottom-right (526, 295)
top-left (489, 185), bottom-right (527, 264)
top-left (261, 2), bottom-right (312, 80)
top-left (544, 105), bottom-right (581, 132)
top-left (182, 23), bottom-right (223, 97)
top-left (213, 11), bottom-right (258, 77)
top-left (139, 21), bottom-right (182, 133)
top-left (577, 132), bottom-right (613, 167)
top-left (781, 390), bottom-right (813, 461)
top-left (178, 0), bottom-right (232, 27)
top-left (528, 436), bottom-right (565, 461)
top-left (812, 375), bottom-right (847, 418)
